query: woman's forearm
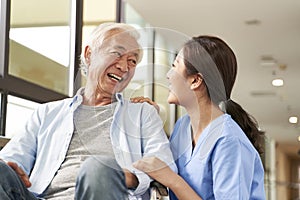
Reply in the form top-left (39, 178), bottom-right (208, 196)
top-left (167, 173), bottom-right (202, 200)
top-left (133, 157), bottom-right (202, 199)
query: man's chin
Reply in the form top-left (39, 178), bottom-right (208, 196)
top-left (112, 85), bottom-right (126, 94)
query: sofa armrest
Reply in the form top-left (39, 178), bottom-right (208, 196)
top-left (0, 136), bottom-right (10, 149)
top-left (150, 181), bottom-right (168, 200)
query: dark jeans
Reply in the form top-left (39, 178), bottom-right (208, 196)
top-left (0, 161), bottom-right (37, 200)
top-left (0, 156), bottom-right (128, 200)
top-left (75, 156), bottom-right (129, 200)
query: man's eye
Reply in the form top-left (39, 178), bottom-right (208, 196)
top-left (111, 51), bottom-right (122, 57)
top-left (128, 59), bottom-right (137, 65)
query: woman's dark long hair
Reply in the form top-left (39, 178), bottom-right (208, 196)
top-left (182, 35), bottom-right (265, 154)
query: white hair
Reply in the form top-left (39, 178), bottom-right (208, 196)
top-left (80, 23), bottom-right (142, 76)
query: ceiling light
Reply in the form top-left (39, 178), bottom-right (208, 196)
top-left (289, 116), bottom-right (298, 124)
top-left (272, 78), bottom-right (284, 87)
top-left (261, 61), bottom-right (277, 67)
top-left (260, 55), bottom-right (277, 66)
top-left (298, 136), bottom-right (300, 142)
top-left (245, 19), bottom-right (261, 25)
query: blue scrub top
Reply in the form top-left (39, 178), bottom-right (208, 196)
top-left (169, 114), bottom-right (265, 200)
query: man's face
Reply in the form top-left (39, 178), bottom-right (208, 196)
top-left (87, 33), bottom-right (140, 97)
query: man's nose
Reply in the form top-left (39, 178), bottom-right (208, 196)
top-left (116, 56), bottom-right (129, 72)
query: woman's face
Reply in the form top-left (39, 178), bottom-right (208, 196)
top-left (166, 52), bottom-right (195, 106)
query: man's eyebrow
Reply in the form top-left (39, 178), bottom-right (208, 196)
top-left (113, 45), bottom-right (126, 51)
top-left (113, 45), bottom-right (139, 58)
top-left (132, 52), bottom-right (139, 58)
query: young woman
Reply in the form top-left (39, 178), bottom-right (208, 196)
top-left (133, 36), bottom-right (266, 200)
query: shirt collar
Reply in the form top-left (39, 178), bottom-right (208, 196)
top-left (69, 87), bottom-right (124, 108)
top-left (115, 93), bottom-right (124, 105)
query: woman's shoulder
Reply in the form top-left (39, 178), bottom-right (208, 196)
top-left (212, 114), bottom-right (258, 154)
top-left (176, 114), bottom-right (190, 124)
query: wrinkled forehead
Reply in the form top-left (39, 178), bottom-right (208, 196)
top-left (102, 31), bottom-right (141, 56)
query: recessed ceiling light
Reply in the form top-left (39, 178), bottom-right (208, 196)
top-left (245, 19), bottom-right (261, 25)
top-left (261, 61), bottom-right (277, 67)
top-left (272, 78), bottom-right (284, 87)
top-left (260, 55), bottom-right (277, 66)
top-left (289, 116), bottom-right (298, 124)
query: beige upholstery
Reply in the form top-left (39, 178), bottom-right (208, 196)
top-left (150, 181), bottom-right (169, 200)
top-left (0, 136), bottom-right (10, 149)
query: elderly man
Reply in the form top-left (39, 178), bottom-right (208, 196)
top-left (0, 23), bottom-right (176, 200)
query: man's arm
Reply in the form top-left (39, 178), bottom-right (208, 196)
top-left (131, 103), bottom-right (177, 195)
top-left (139, 103), bottom-right (177, 173)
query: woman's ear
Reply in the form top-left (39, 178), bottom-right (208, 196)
top-left (84, 46), bottom-right (92, 66)
top-left (190, 73), bottom-right (203, 90)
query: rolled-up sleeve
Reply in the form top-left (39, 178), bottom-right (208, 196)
top-left (140, 104), bottom-right (177, 173)
top-left (129, 168), bottom-right (152, 196)
top-left (111, 99), bottom-right (177, 197)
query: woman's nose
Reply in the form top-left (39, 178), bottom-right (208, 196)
top-left (166, 68), bottom-right (172, 79)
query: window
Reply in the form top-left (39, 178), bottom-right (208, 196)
top-left (0, 0), bottom-right (8, 78)
top-left (0, 0), bottom-right (83, 136)
top-left (121, 3), bottom-right (154, 103)
top-left (0, 0), bottom-right (121, 137)
top-left (122, 2), bottom-right (182, 136)
top-left (8, 0), bottom-right (75, 96)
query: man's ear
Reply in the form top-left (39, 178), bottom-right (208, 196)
top-left (190, 74), bottom-right (203, 90)
top-left (84, 46), bottom-right (92, 66)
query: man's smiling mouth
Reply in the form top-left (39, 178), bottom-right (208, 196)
top-left (108, 73), bottom-right (123, 82)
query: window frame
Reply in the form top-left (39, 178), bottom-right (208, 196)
top-left (0, 0), bottom-right (84, 136)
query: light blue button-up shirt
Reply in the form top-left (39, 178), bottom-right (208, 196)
top-left (0, 89), bottom-right (176, 199)
top-left (169, 114), bottom-right (265, 200)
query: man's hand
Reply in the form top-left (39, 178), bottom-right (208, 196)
top-left (7, 161), bottom-right (31, 188)
top-left (130, 97), bottom-right (160, 113)
top-left (123, 168), bottom-right (138, 189)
